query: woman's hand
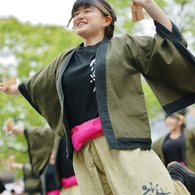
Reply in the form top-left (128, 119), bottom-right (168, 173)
top-left (3, 118), bottom-right (24, 135)
top-left (0, 83), bottom-right (21, 95)
top-left (0, 75), bottom-right (20, 95)
top-left (8, 155), bottom-right (23, 170)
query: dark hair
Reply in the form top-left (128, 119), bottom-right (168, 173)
top-left (67, 0), bottom-right (117, 40)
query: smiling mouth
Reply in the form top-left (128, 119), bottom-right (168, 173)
top-left (77, 22), bottom-right (86, 27)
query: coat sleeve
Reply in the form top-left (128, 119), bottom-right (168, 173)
top-left (24, 127), bottom-right (55, 177)
top-left (132, 21), bottom-right (195, 114)
top-left (23, 163), bottom-right (42, 194)
top-left (18, 50), bottom-right (73, 137)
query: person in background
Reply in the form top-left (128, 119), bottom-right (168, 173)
top-left (3, 119), bottom-right (81, 195)
top-left (8, 155), bottom-right (42, 195)
top-left (42, 151), bottom-right (60, 195)
top-left (1, 0), bottom-right (195, 194)
top-left (152, 112), bottom-right (195, 171)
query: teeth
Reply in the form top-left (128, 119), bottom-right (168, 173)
top-left (78, 22), bottom-right (85, 26)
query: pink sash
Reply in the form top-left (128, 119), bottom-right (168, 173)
top-left (180, 161), bottom-right (185, 165)
top-left (46, 190), bottom-right (60, 195)
top-left (71, 117), bottom-right (104, 151)
top-left (61, 176), bottom-right (78, 188)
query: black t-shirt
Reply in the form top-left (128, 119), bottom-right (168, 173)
top-left (163, 135), bottom-right (184, 166)
top-left (62, 43), bottom-right (100, 129)
top-left (56, 138), bottom-right (75, 179)
top-left (45, 163), bottom-right (59, 192)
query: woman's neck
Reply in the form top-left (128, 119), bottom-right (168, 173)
top-left (169, 127), bottom-right (182, 139)
top-left (83, 36), bottom-right (104, 47)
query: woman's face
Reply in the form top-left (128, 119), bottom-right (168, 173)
top-left (165, 116), bottom-right (182, 132)
top-left (72, 5), bottom-right (107, 39)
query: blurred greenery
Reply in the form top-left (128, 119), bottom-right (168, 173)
top-left (0, 17), bottom-right (82, 180)
top-left (0, 0), bottom-right (195, 180)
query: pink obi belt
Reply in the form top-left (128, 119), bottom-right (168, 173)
top-left (46, 190), bottom-right (60, 195)
top-left (180, 161), bottom-right (185, 165)
top-left (71, 117), bottom-right (104, 151)
top-left (61, 176), bottom-right (78, 188)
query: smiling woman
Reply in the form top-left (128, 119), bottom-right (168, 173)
top-left (66, 0), bottom-right (116, 46)
top-left (71, 6), bottom-right (113, 45)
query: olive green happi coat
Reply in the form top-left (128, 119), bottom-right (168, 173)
top-left (23, 163), bottom-right (42, 195)
top-left (24, 127), bottom-right (55, 176)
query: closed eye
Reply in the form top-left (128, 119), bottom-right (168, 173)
top-left (73, 6), bottom-right (94, 17)
top-left (84, 7), bottom-right (93, 13)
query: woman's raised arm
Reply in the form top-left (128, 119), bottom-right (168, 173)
top-left (133, 0), bottom-right (172, 32)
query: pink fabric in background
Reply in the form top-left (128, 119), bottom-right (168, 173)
top-left (61, 176), bottom-right (78, 188)
top-left (46, 189), bottom-right (60, 195)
